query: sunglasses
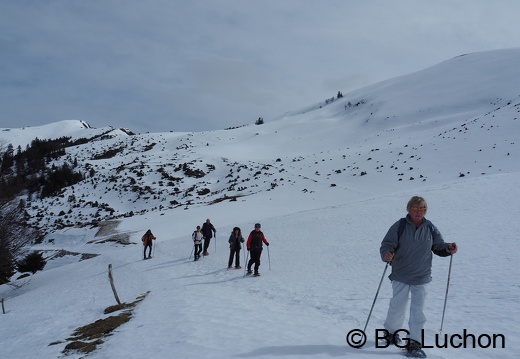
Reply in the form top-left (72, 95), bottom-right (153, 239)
top-left (410, 207), bottom-right (427, 213)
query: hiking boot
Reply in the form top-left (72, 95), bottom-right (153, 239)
top-left (203, 252), bottom-right (209, 256)
top-left (247, 269), bottom-right (253, 274)
top-left (254, 271), bottom-right (260, 276)
top-left (228, 266), bottom-right (233, 269)
top-left (385, 331), bottom-right (401, 346)
top-left (405, 339), bottom-right (425, 358)
top-left (235, 265), bottom-right (242, 269)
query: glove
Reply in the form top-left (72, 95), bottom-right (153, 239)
top-left (266, 242), bottom-right (269, 246)
top-left (247, 247), bottom-right (250, 251)
top-left (448, 242), bottom-right (458, 254)
top-left (384, 252), bottom-right (394, 263)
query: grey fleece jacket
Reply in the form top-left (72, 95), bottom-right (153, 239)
top-left (380, 216), bottom-right (451, 285)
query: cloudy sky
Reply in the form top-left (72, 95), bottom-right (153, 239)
top-left (1, 0), bottom-right (520, 134)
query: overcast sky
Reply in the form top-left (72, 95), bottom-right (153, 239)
top-left (1, 0), bottom-right (520, 134)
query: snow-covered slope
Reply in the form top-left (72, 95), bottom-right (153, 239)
top-left (3, 49), bottom-right (518, 235)
top-left (1, 48), bottom-right (519, 358)
top-left (0, 120), bottom-right (133, 149)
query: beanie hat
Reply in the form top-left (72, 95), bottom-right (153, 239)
top-left (255, 223), bottom-right (261, 228)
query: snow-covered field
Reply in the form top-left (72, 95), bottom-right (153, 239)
top-left (1, 48), bottom-right (520, 358)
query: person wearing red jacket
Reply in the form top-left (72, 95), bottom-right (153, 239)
top-left (246, 223), bottom-right (269, 276)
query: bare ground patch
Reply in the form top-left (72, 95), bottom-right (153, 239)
top-left (47, 249), bottom-right (99, 261)
top-left (50, 291), bottom-right (149, 356)
top-left (94, 220), bottom-right (122, 238)
top-left (87, 220), bottom-right (133, 244)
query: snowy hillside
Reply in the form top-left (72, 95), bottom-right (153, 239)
top-left (2, 49), bottom-right (519, 236)
top-left (1, 48), bottom-right (520, 358)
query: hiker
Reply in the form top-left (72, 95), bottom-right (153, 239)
top-left (246, 223), bottom-right (269, 276)
top-left (380, 196), bottom-right (457, 356)
top-left (141, 229), bottom-right (156, 259)
top-left (228, 227), bottom-right (245, 269)
top-left (192, 225), bottom-right (203, 261)
top-left (201, 218), bottom-right (216, 256)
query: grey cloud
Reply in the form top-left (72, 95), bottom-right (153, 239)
top-left (1, 0), bottom-right (520, 133)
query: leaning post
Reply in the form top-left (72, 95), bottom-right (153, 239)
top-left (108, 264), bottom-right (122, 305)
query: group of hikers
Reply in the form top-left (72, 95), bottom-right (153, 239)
top-left (141, 195), bottom-right (458, 357)
top-left (141, 218), bottom-right (270, 276)
top-left (191, 219), bottom-right (270, 276)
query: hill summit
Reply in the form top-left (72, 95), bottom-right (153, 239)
top-left (1, 48), bottom-right (519, 235)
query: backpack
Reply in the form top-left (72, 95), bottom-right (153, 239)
top-left (250, 230), bottom-right (264, 250)
top-left (192, 231), bottom-right (202, 243)
top-left (142, 231), bottom-right (155, 245)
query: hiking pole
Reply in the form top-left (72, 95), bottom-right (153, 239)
top-left (214, 233), bottom-right (217, 253)
top-left (439, 255), bottom-right (453, 333)
top-left (189, 245), bottom-right (194, 260)
top-left (244, 251), bottom-right (250, 277)
top-left (267, 246), bottom-right (271, 270)
top-left (153, 241), bottom-right (156, 258)
top-left (363, 263), bottom-right (389, 333)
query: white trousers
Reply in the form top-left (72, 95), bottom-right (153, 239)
top-left (384, 280), bottom-right (427, 342)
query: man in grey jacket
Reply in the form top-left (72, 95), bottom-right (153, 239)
top-left (380, 196), bottom-right (457, 357)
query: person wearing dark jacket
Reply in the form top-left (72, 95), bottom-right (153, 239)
top-left (380, 196), bottom-right (457, 356)
top-left (228, 227), bottom-right (245, 269)
top-left (246, 223), bottom-right (269, 276)
top-left (141, 229), bottom-right (156, 259)
top-left (201, 218), bottom-right (216, 256)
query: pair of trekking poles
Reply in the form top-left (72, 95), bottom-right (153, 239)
top-left (362, 255), bottom-right (453, 336)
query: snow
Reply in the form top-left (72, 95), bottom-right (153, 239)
top-left (1, 48), bottom-right (520, 358)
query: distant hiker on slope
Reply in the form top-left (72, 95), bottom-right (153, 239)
top-left (141, 229), bottom-right (156, 259)
top-left (192, 225), bottom-right (203, 261)
top-left (246, 223), bottom-right (269, 276)
top-left (380, 196), bottom-right (457, 357)
top-left (228, 227), bottom-right (245, 269)
top-left (201, 218), bottom-right (216, 256)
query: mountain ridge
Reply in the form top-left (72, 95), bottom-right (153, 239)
top-left (1, 48), bottom-right (519, 235)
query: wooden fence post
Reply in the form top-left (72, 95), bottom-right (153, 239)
top-left (108, 264), bottom-right (121, 305)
